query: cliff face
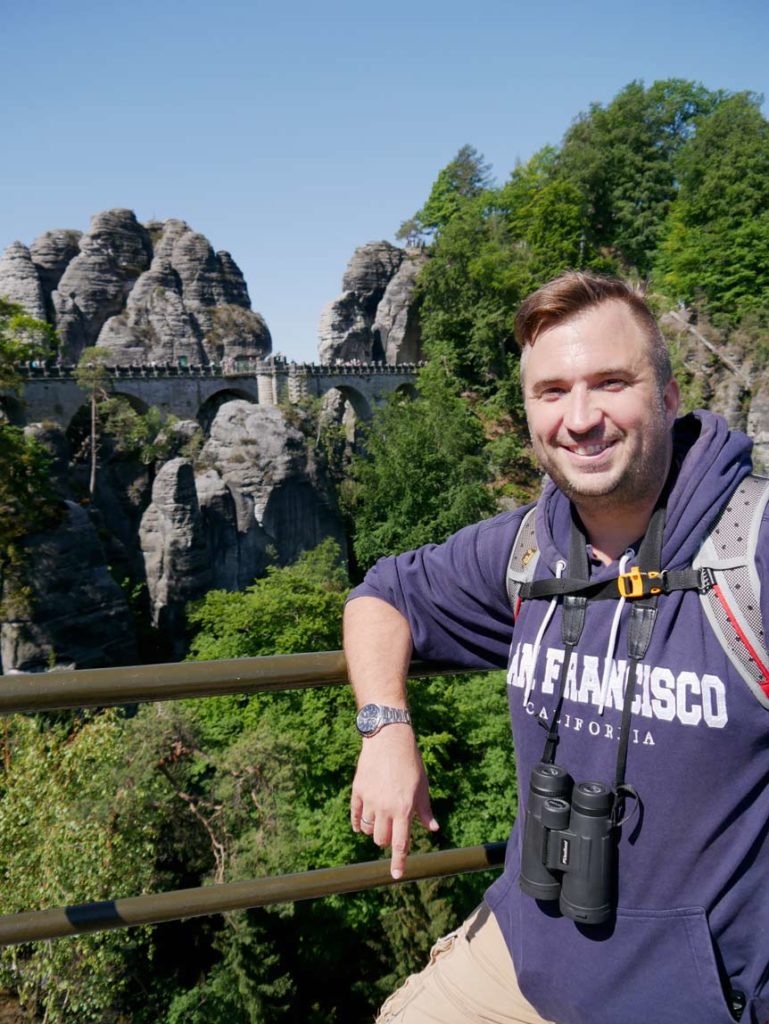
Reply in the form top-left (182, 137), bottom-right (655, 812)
top-left (0, 209), bottom-right (271, 366)
top-left (318, 241), bottom-right (427, 363)
top-left (0, 501), bottom-right (138, 673)
top-left (0, 397), bottom-right (346, 671)
top-left (661, 310), bottom-right (769, 473)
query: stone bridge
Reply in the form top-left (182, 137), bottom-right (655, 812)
top-left (4, 360), bottom-right (422, 430)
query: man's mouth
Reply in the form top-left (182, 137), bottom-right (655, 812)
top-left (563, 440), bottom-right (617, 457)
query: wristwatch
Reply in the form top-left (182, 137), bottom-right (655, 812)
top-left (356, 703), bottom-right (412, 737)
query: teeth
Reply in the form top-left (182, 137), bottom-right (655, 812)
top-left (572, 443), bottom-right (611, 456)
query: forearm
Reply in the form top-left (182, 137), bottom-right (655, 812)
top-left (344, 595), bottom-right (413, 707)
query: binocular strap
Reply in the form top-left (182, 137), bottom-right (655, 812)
top-left (540, 505), bottom-right (667, 824)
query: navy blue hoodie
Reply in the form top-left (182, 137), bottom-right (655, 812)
top-left (351, 412), bottom-right (769, 1024)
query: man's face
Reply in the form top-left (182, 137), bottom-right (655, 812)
top-left (521, 300), bottom-right (680, 512)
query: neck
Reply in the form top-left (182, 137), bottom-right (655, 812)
top-left (577, 502), bottom-right (659, 565)
top-left (573, 460), bottom-right (672, 565)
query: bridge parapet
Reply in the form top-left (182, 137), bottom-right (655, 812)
top-left (8, 361), bottom-right (423, 428)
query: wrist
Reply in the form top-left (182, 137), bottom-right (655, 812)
top-left (355, 702), bottom-right (412, 737)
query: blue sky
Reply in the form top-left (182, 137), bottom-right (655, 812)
top-left (1, 0), bottom-right (767, 362)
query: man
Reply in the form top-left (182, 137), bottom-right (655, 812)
top-left (344, 272), bottom-right (769, 1024)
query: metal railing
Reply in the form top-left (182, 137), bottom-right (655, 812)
top-left (0, 653), bottom-right (507, 945)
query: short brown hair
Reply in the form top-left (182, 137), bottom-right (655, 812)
top-left (515, 271), bottom-right (672, 387)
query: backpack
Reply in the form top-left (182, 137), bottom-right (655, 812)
top-left (506, 475), bottom-right (769, 709)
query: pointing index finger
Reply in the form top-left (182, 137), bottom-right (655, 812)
top-left (389, 814), bottom-right (412, 880)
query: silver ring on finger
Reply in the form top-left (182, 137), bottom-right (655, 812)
top-left (361, 816), bottom-right (374, 826)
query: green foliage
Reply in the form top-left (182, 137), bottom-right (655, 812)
top-left (401, 144), bottom-right (493, 239)
top-left (346, 364), bottom-right (497, 570)
top-left (100, 397), bottom-right (179, 464)
top-left (72, 345), bottom-right (113, 399)
top-left (557, 79), bottom-right (721, 273)
top-left (72, 347), bottom-right (178, 495)
top-left (0, 426), bottom-right (58, 555)
top-left (0, 298), bottom-right (57, 390)
top-left (187, 538), bottom-right (348, 663)
top-left (0, 301), bottom-right (61, 607)
top-left (0, 711), bottom-right (167, 1022)
top-left (655, 92), bottom-right (769, 321)
top-left (414, 147), bottom-right (603, 389)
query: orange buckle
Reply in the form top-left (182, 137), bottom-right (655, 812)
top-left (617, 568), bottom-right (662, 598)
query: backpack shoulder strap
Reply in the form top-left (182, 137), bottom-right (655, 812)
top-left (506, 506), bottom-right (539, 622)
top-left (693, 474), bottom-right (769, 708)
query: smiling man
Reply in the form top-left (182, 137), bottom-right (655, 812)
top-left (344, 272), bottom-right (769, 1024)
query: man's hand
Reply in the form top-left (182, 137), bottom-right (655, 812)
top-left (350, 723), bottom-right (439, 879)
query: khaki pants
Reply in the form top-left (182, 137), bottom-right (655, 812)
top-left (376, 903), bottom-right (555, 1023)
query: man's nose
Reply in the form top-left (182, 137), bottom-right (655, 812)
top-left (563, 386), bottom-right (602, 434)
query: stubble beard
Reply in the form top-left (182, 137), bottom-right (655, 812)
top-left (534, 428), bottom-right (671, 515)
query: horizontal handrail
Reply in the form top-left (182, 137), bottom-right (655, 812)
top-left (0, 651), bottom-right (458, 715)
top-left (0, 842), bottom-right (507, 946)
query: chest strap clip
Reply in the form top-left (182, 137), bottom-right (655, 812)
top-left (617, 567), bottom-right (663, 598)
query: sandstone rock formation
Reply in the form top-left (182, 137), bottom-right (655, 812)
top-left (29, 228), bottom-right (82, 303)
top-left (0, 242), bottom-right (47, 321)
top-left (0, 501), bottom-right (137, 672)
top-left (373, 251), bottom-right (428, 363)
top-left (138, 400), bottom-right (346, 646)
top-left (139, 458), bottom-right (212, 657)
top-left (0, 210), bottom-right (271, 366)
top-left (318, 241), bottom-right (426, 363)
top-left (51, 209), bottom-right (154, 362)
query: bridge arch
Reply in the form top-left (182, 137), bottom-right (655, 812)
top-left (394, 381), bottom-right (418, 401)
top-left (111, 391), bottom-right (150, 416)
top-left (328, 385), bottom-right (372, 423)
top-left (197, 388), bottom-right (259, 432)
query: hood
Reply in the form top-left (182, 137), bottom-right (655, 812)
top-left (534, 410), bottom-right (753, 575)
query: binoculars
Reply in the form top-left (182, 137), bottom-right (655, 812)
top-left (519, 762), bottom-right (616, 926)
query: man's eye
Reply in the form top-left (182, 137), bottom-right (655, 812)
top-left (539, 386), bottom-right (566, 399)
top-left (599, 379), bottom-right (626, 391)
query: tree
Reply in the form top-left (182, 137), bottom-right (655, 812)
top-left (73, 346), bottom-right (114, 494)
top-left (73, 348), bottom-right (175, 492)
top-left (0, 301), bottom-right (60, 611)
top-left (346, 364), bottom-right (497, 570)
top-left (558, 79), bottom-right (722, 273)
top-left (0, 297), bottom-right (56, 389)
top-left (655, 92), bottom-right (769, 320)
top-left (0, 710), bottom-right (170, 1022)
top-left (398, 145), bottom-right (493, 240)
top-left (186, 537), bottom-right (348, 664)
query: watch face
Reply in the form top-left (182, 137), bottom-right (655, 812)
top-left (356, 703), bottom-right (382, 736)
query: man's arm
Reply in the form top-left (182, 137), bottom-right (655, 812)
top-left (345, 596), bottom-right (439, 879)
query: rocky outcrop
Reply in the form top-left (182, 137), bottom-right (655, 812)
top-left (0, 502), bottom-right (137, 673)
top-left (51, 209), bottom-right (154, 362)
top-left (100, 219), bottom-right (271, 365)
top-left (341, 241), bottom-right (405, 316)
top-left (29, 229), bottom-right (82, 318)
top-left (318, 293), bottom-right (375, 364)
top-left (373, 251), bottom-right (428, 363)
top-left (318, 242), bottom-right (426, 363)
top-left (0, 242), bottom-right (47, 321)
top-left (0, 210), bottom-right (271, 366)
top-left (139, 458), bottom-right (212, 657)
top-left (138, 400), bottom-right (345, 644)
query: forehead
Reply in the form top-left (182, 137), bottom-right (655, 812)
top-left (521, 301), bottom-right (650, 382)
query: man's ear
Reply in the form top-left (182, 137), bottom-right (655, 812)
top-left (663, 378), bottom-right (680, 426)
